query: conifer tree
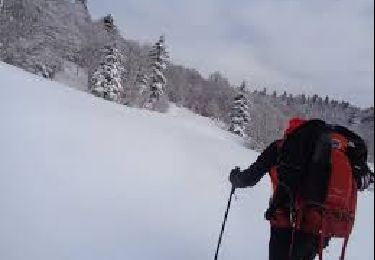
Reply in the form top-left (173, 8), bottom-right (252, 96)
top-left (229, 81), bottom-right (250, 137)
top-left (324, 95), bottom-right (330, 105)
top-left (281, 91), bottom-right (287, 101)
top-left (145, 35), bottom-right (169, 109)
top-left (103, 14), bottom-right (115, 32)
top-left (89, 13), bottom-right (126, 102)
top-left (312, 94), bottom-right (319, 104)
top-left (90, 46), bottom-right (124, 102)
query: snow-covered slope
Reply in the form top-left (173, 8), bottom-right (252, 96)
top-left (0, 62), bottom-right (373, 260)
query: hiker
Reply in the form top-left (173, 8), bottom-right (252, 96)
top-left (229, 118), bottom-right (373, 260)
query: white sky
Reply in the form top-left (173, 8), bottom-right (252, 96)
top-left (88, 0), bottom-right (374, 107)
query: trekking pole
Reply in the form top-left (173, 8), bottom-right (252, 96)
top-left (214, 185), bottom-right (236, 260)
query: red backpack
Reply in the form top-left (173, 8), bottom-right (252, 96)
top-left (269, 121), bottom-right (366, 260)
top-left (294, 131), bottom-right (358, 260)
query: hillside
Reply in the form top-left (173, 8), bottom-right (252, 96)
top-left (0, 0), bottom-right (373, 159)
top-left (0, 62), bottom-right (374, 259)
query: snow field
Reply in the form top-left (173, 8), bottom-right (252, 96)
top-left (0, 62), bottom-right (373, 259)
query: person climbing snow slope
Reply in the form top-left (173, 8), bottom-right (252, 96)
top-left (229, 118), bottom-right (373, 260)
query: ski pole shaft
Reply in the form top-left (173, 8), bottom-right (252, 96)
top-left (214, 186), bottom-right (235, 260)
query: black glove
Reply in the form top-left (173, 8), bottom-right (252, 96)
top-left (359, 174), bottom-right (372, 191)
top-left (264, 206), bottom-right (276, 221)
top-left (358, 167), bottom-right (374, 191)
top-left (229, 167), bottom-right (246, 188)
top-left (264, 198), bottom-right (277, 221)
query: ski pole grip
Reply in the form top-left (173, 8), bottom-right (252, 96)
top-left (231, 166), bottom-right (240, 193)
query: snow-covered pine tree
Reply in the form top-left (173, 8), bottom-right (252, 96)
top-left (324, 95), bottom-right (330, 105)
top-left (145, 35), bottom-right (169, 110)
top-left (90, 45), bottom-right (125, 102)
top-left (229, 81), bottom-right (250, 137)
top-left (103, 14), bottom-right (115, 32)
top-left (281, 91), bottom-right (287, 101)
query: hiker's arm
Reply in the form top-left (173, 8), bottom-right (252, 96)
top-left (232, 141), bottom-right (278, 188)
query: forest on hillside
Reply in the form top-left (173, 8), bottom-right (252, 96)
top-left (0, 0), bottom-right (373, 160)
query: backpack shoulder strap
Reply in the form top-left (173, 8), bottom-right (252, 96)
top-left (330, 124), bottom-right (369, 182)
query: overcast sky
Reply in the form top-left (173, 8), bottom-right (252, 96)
top-left (88, 0), bottom-right (374, 107)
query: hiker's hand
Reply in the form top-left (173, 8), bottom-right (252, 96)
top-left (229, 167), bottom-right (246, 188)
top-left (359, 172), bottom-right (372, 191)
top-left (369, 168), bottom-right (374, 184)
top-left (264, 206), bottom-right (276, 221)
top-left (369, 170), bottom-right (375, 191)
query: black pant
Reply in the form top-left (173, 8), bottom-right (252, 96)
top-left (269, 227), bottom-right (329, 260)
